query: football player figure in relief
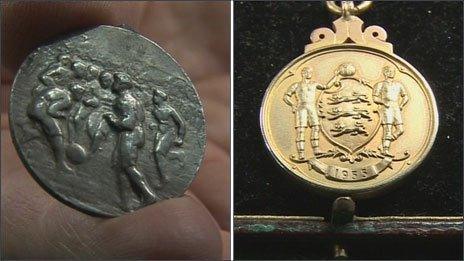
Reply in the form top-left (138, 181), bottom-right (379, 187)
top-left (284, 66), bottom-right (341, 160)
top-left (103, 72), bottom-right (158, 203)
top-left (151, 89), bottom-right (186, 185)
top-left (373, 66), bottom-right (409, 156)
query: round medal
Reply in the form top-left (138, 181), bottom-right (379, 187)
top-left (260, 2), bottom-right (438, 197)
top-left (9, 25), bottom-right (206, 216)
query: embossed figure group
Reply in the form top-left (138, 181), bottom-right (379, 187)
top-left (28, 54), bottom-right (186, 203)
top-left (284, 63), bottom-right (409, 160)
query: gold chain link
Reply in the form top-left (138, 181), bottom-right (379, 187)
top-left (326, 1), bottom-right (373, 16)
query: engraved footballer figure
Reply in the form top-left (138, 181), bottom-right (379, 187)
top-left (151, 89), bottom-right (186, 185)
top-left (27, 55), bottom-right (74, 172)
top-left (103, 72), bottom-right (158, 203)
top-left (373, 66), bottom-right (409, 156)
top-left (284, 66), bottom-right (341, 160)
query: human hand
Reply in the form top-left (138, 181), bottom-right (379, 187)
top-left (1, 1), bottom-right (230, 259)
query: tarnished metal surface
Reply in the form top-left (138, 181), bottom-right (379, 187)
top-left (234, 215), bottom-right (464, 236)
top-left (9, 25), bottom-right (206, 216)
top-left (331, 197), bottom-right (355, 225)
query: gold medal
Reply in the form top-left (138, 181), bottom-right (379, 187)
top-left (260, 1), bottom-right (438, 197)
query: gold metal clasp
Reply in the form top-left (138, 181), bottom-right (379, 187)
top-left (326, 1), bottom-right (373, 16)
top-left (305, 1), bottom-right (392, 53)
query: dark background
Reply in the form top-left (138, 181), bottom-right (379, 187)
top-left (234, 1), bottom-right (463, 259)
top-left (235, 235), bottom-right (463, 260)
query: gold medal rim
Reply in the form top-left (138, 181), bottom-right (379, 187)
top-left (260, 44), bottom-right (439, 198)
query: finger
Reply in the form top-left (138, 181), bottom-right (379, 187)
top-left (5, 187), bottom-right (222, 259)
top-left (1, 124), bottom-right (18, 174)
top-left (1, 1), bottom-right (146, 80)
top-left (197, 75), bottom-right (230, 115)
top-left (96, 196), bottom-right (222, 259)
top-left (185, 190), bottom-right (230, 259)
top-left (196, 75), bottom-right (230, 151)
top-left (188, 74), bottom-right (230, 230)
top-left (1, 83), bottom-right (10, 113)
top-left (221, 230), bottom-right (231, 260)
top-left (1, 129), bottom-right (222, 259)
top-left (190, 141), bottom-right (230, 231)
top-left (137, 2), bottom-right (229, 82)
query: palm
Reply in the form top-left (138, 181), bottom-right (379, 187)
top-left (1, 2), bottom-right (230, 259)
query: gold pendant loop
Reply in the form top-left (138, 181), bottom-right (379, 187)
top-left (326, 1), bottom-right (373, 16)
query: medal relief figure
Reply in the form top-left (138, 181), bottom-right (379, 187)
top-left (27, 55), bottom-right (74, 171)
top-left (284, 66), bottom-right (341, 160)
top-left (282, 62), bottom-right (412, 181)
top-left (28, 54), bottom-right (123, 169)
top-left (68, 61), bottom-right (101, 144)
top-left (86, 71), bottom-right (115, 153)
top-left (25, 51), bottom-right (191, 205)
top-left (25, 53), bottom-right (194, 207)
top-left (151, 89), bottom-right (186, 184)
top-left (26, 53), bottom-right (177, 202)
top-left (103, 73), bottom-right (158, 203)
top-left (373, 66), bottom-right (409, 156)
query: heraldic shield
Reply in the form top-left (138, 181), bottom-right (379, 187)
top-left (318, 63), bottom-right (380, 155)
